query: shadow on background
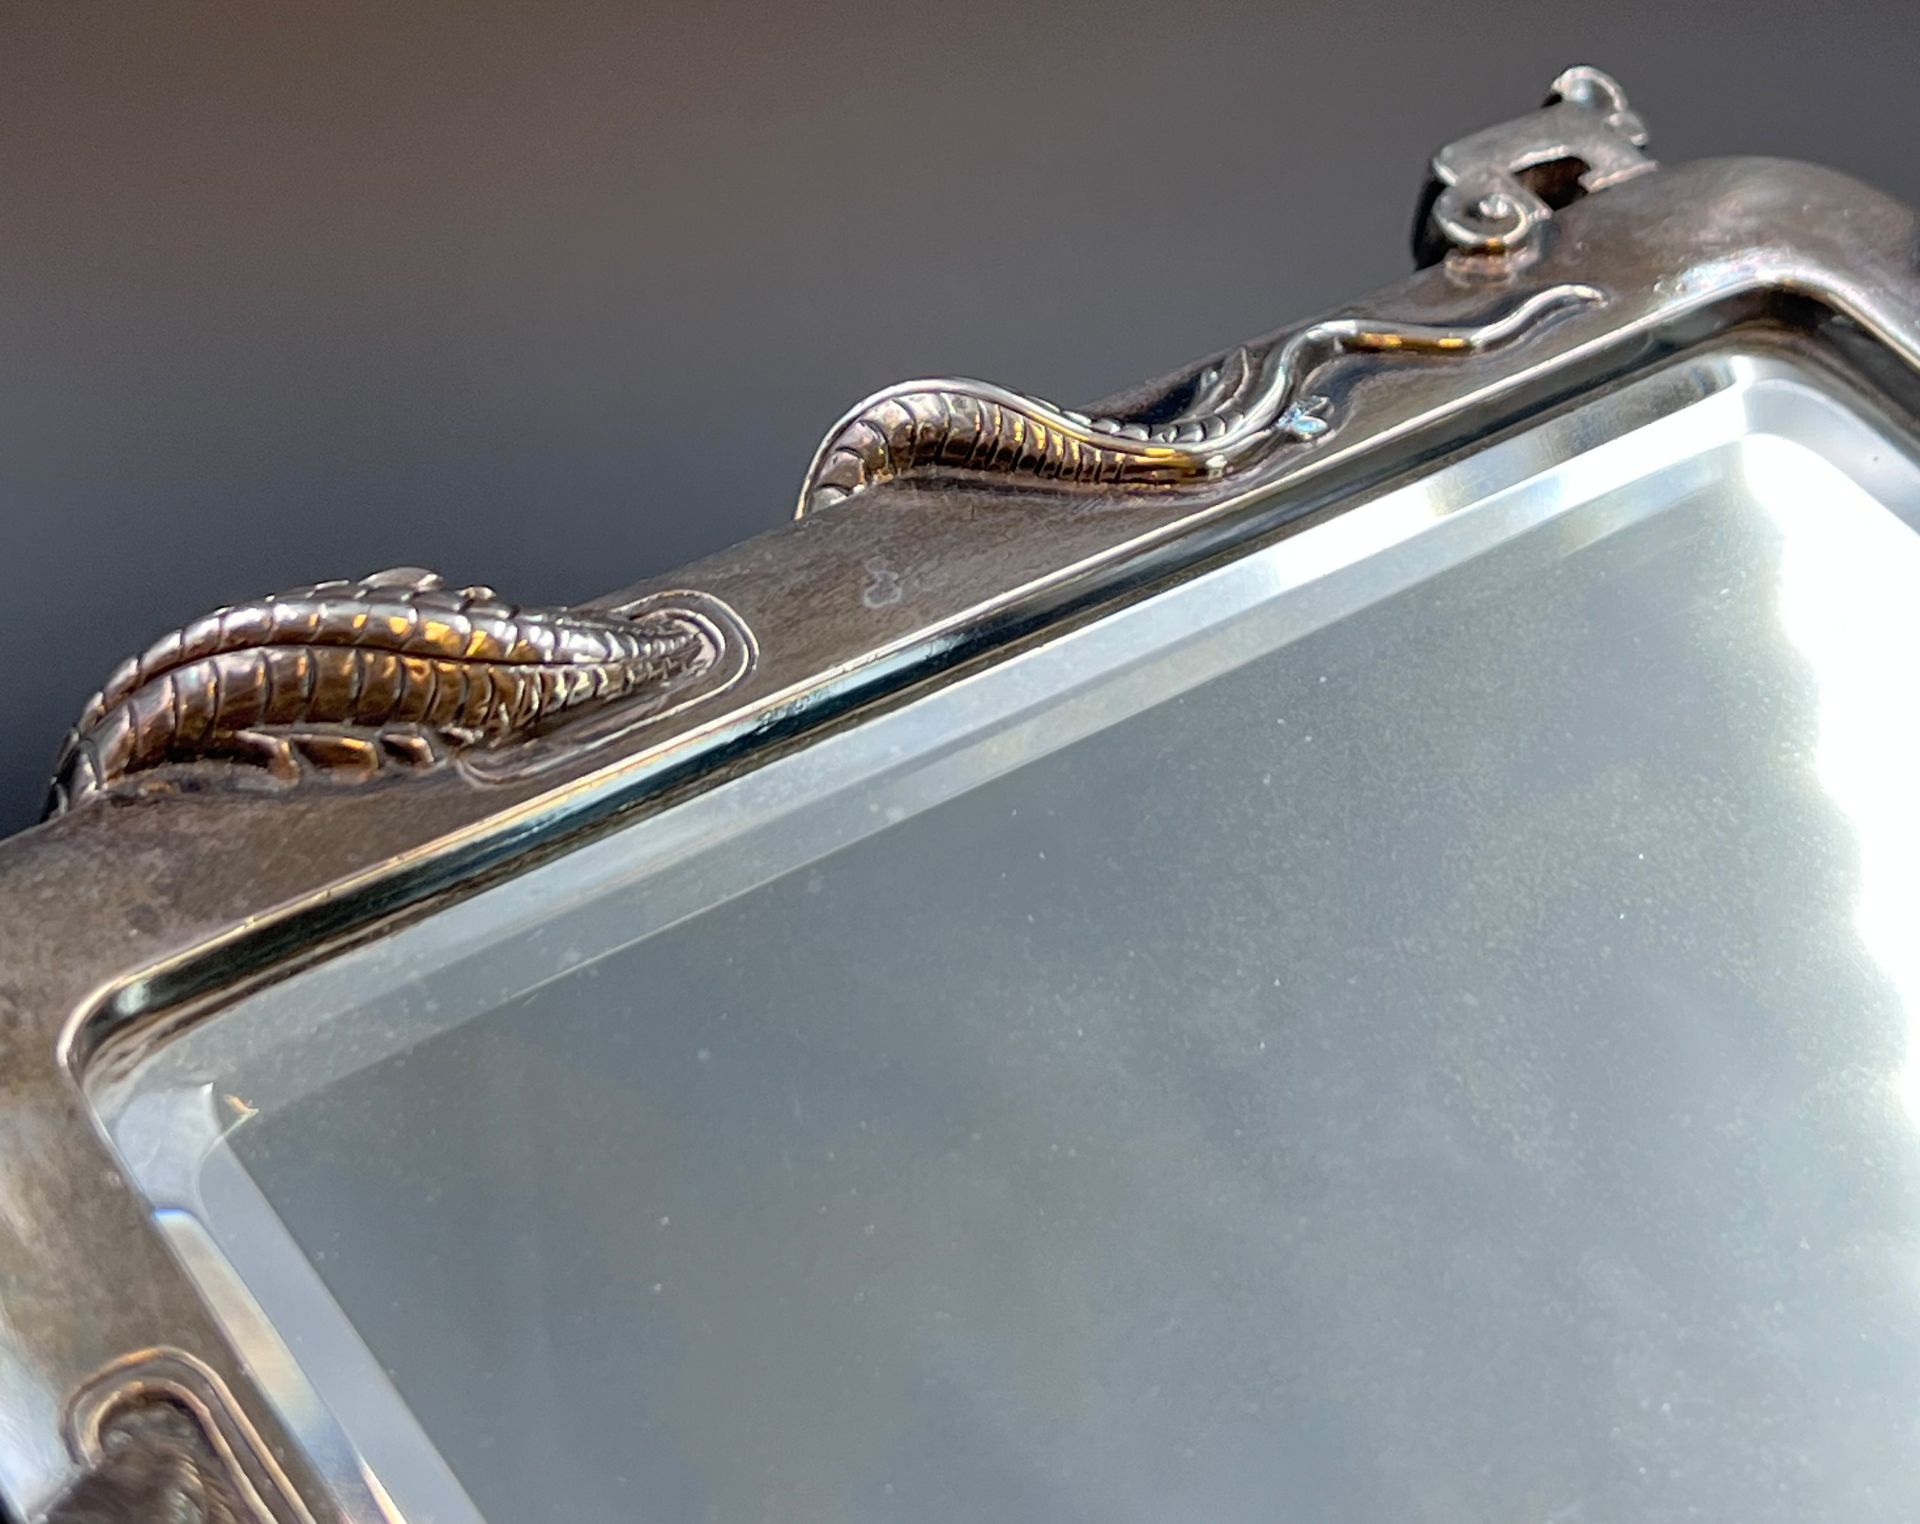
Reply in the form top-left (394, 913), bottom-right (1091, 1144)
top-left (1, 0), bottom-right (1913, 837)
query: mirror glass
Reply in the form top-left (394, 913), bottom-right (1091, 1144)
top-left (101, 352), bottom-right (1920, 1524)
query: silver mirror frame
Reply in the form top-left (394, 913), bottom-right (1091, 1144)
top-left (3, 70), bottom-right (1920, 1523)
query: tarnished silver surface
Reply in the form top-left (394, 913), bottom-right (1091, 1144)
top-left (796, 284), bottom-right (1602, 516)
top-left (0, 68), bottom-right (1917, 1524)
top-left (50, 1351), bottom-right (314, 1524)
top-left (46, 569), bottom-right (748, 814)
top-left (47, 1404), bottom-right (249, 1524)
top-left (1416, 65), bottom-right (1656, 267)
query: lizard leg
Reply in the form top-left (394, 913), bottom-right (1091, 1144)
top-left (378, 725), bottom-right (458, 769)
top-left (230, 724), bottom-right (474, 783)
top-left (226, 729), bottom-right (305, 784)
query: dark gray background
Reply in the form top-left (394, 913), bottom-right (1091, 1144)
top-left (1, 0), bottom-right (1913, 839)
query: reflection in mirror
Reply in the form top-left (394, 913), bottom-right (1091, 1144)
top-left (100, 353), bottom-right (1920, 1524)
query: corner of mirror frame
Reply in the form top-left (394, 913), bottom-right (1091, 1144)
top-left (0, 68), bottom-right (1919, 1522)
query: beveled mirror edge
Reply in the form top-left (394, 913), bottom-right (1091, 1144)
top-left (0, 80), bottom-right (1917, 1524)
